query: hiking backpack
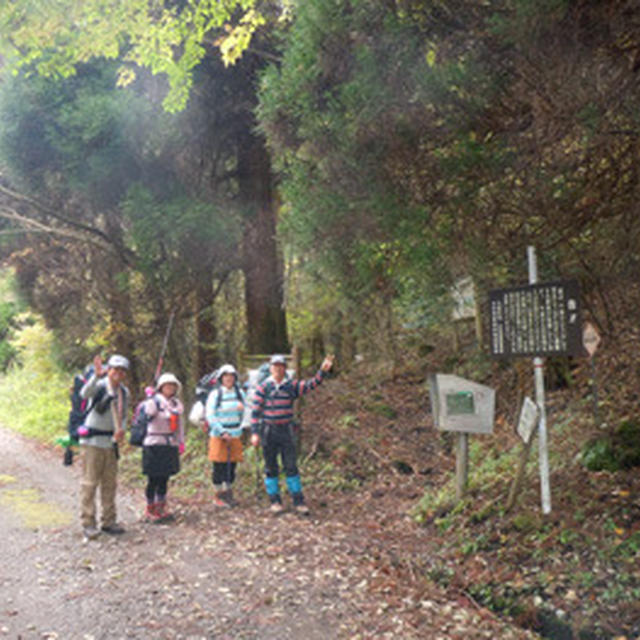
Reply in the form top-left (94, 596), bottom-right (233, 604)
top-left (256, 362), bottom-right (271, 387)
top-left (67, 365), bottom-right (95, 442)
top-left (187, 369), bottom-right (220, 426)
top-left (189, 368), bottom-right (247, 426)
top-left (194, 369), bottom-right (220, 404)
top-left (129, 398), bottom-right (160, 446)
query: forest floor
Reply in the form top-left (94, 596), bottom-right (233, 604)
top-left (2, 334), bottom-right (640, 639)
top-left (289, 335), bottom-right (640, 640)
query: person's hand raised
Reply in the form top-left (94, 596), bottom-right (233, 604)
top-left (321, 354), bottom-right (335, 372)
top-left (93, 354), bottom-right (105, 377)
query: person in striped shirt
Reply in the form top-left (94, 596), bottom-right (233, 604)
top-left (205, 364), bottom-right (246, 508)
top-left (250, 354), bottom-right (334, 514)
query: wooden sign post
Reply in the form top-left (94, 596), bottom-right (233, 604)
top-left (429, 374), bottom-right (495, 501)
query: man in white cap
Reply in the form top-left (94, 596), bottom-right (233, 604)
top-left (250, 353), bottom-right (334, 514)
top-left (78, 354), bottom-right (130, 539)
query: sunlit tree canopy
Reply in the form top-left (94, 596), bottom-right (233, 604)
top-left (0, 0), bottom-right (272, 111)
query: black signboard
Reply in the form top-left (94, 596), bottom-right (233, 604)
top-left (489, 280), bottom-right (582, 358)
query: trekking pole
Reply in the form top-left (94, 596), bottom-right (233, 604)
top-left (153, 311), bottom-right (176, 384)
top-left (254, 444), bottom-right (262, 503)
top-left (226, 438), bottom-right (232, 489)
top-left (225, 437), bottom-right (237, 507)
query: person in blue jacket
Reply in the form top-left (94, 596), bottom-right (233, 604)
top-left (205, 364), bottom-right (246, 508)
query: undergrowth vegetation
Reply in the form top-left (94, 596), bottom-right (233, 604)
top-left (0, 313), bottom-right (68, 441)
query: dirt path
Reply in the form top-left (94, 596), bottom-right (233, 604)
top-left (0, 427), bottom-right (538, 639)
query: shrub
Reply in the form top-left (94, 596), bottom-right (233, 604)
top-left (580, 420), bottom-right (640, 472)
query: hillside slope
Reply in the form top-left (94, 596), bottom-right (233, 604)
top-left (295, 335), bottom-right (640, 639)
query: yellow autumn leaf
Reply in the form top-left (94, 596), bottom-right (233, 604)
top-left (116, 66), bottom-right (137, 87)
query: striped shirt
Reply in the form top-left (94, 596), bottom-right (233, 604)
top-left (205, 386), bottom-right (246, 438)
top-left (250, 370), bottom-right (326, 434)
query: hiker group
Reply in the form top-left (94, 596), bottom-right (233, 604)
top-left (71, 352), bottom-right (334, 540)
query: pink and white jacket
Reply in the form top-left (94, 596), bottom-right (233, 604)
top-left (142, 393), bottom-right (184, 448)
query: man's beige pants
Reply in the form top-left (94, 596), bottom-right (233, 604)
top-left (80, 445), bottom-right (118, 528)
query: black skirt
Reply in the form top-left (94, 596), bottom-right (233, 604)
top-left (142, 444), bottom-right (180, 477)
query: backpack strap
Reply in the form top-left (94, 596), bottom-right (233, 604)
top-left (85, 427), bottom-right (115, 437)
top-left (134, 398), bottom-right (172, 440)
top-left (262, 380), bottom-right (277, 405)
top-left (92, 386), bottom-right (113, 415)
top-left (213, 384), bottom-right (243, 412)
top-left (149, 398), bottom-right (173, 441)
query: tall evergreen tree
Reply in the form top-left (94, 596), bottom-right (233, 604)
top-left (0, 0), bottom-right (290, 359)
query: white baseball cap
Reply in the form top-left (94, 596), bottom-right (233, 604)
top-left (269, 354), bottom-right (287, 365)
top-left (107, 354), bottom-right (130, 370)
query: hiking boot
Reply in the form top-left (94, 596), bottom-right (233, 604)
top-left (269, 501), bottom-right (285, 514)
top-left (292, 492), bottom-right (309, 515)
top-left (101, 523), bottom-right (125, 535)
top-left (213, 494), bottom-right (231, 508)
top-left (223, 489), bottom-right (238, 507)
top-left (144, 503), bottom-right (162, 523)
top-left (155, 502), bottom-right (175, 522)
top-left (83, 525), bottom-right (100, 540)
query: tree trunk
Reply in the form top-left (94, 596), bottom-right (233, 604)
top-left (238, 135), bottom-right (288, 354)
top-left (103, 268), bottom-right (139, 391)
top-left (195, 275), bottom-right (219, 374)
top-left (100, 215), bottom-right (140, 390)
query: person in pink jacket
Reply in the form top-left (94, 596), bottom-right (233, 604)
top-left (141, 372), bottom-right (185, 522)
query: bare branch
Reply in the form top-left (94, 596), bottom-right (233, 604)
top-left (0, 204), bottom-right (110, 250)
top-left (0, 183), bottom-right (135, 264)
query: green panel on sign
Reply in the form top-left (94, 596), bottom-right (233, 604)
top-left (446, 392), bottom-right (475, 415)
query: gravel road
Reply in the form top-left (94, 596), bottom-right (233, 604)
top-left (0, 427), bottom-right (538, 639)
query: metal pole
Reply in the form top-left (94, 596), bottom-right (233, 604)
top-left (590, 355), bottom-right (600, 426)
top-left (528, 246), bottom-right (551, 514)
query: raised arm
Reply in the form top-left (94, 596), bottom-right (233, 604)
top-left (294, 354), bottom-right (335, 397)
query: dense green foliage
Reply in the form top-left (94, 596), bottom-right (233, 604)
top-left (0, 271), bottom-right (22, 371)
top-left (258, 0), bottom-right (640, 354)
top-left (581, 420), bottom-right (640, 472)
top-left (0, 0), bottom-right (292, 376)
top-left (0, 0), bottom-right (267, 111)
top-left (0, 64), bottom-right (244, 381)
top-left (258, 1), bottom-right (455, 334)
top-left (0, 64), bottom-right (147, 204)
top-left (0, 313), bottom-right (69, 440)
top-left (1, 0), bottom-right (640, 384)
